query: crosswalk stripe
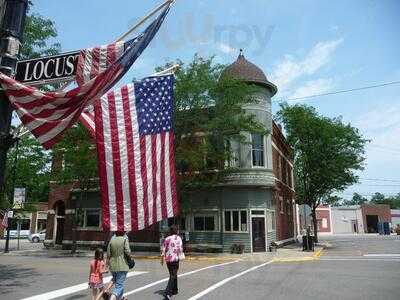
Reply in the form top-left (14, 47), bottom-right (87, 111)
top-left (187, 260), bottom-right (274, 300)
top-left (20, 271), bottom-right (147, 300)
top-left (124, 260), bottom-right (239, 297)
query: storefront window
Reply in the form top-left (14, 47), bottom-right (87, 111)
top-left (77, 209), bottom-right (101, 228)
top-left (224, 211), bottom-right (231, 231)
top-left (86, 210), bottom-right (100, 227)
top-left (224, 210), bottom-right (247, 232)
top-left (267, 210), bottom-right (276, 232)
top-left (194, 215), bottom-right (215, 231)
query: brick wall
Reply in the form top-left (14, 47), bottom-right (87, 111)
top-left (272, 121), bottom-right (295, 242)
top-left (361, 203), bottom-right (391, 228)
top-left (316, 207), bottom-right (331, 233)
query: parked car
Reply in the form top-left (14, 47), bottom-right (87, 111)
top-left (28, 230), bottom-right (46, 243)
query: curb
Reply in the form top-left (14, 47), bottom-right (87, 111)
top-left (271, 247), bottom-right (324, 263)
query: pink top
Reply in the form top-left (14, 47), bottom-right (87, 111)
top-left (89, 259), bottom-right (105, 284)
top-left (162, 234), bottom-right (183, 263)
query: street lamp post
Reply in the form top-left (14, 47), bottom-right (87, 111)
top-left (0, 0), bottom-right (28, 253)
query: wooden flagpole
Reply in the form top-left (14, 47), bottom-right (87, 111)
top-left (115, 0), bottom-right (174, 42)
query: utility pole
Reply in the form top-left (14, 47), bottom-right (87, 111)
top-left (0, 0), bottom-right (28, 253)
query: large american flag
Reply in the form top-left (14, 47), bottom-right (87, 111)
top-left (95, 74), bottom-right (178, 232)
top-left (0, 5), bottom-right (170, 149)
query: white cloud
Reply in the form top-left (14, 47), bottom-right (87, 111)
top-left (289, 78), bottom-right (333, 100)
top-left (216, 42), bottom-right (236, 55)
top-left (354, 103), bottom-right (400, 132)
top-left (270, 38), bottom-right (343, 92)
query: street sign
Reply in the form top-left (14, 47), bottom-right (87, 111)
top-left (7, 210), bottom-right (13, 218)
top-left (13, 187), bottom-right (26, 209)
top-left (15, 50), bottom-right (80, 86)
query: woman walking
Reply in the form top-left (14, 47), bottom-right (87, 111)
top-left (107, 231), bottom-right (131, 300)
top-left (161, 225), bottom-right (184, 300)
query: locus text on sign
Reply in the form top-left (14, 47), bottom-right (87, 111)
top-left (15, 51), bottom-right (80, 85)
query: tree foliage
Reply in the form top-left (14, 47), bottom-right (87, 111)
top-left (19, 7), bottom-right (61, 59)
top-left (1, 135), bottom-right (51, 209)
top-left (341, 192), bottom-right (368, 206)
top-left (52, 124), bottom-right (98, 191)
top-left (370, 192), bottom-right (400, 208)
top-left (157, 55), bottom-right (267, 196)
top-left (277, 103), bottom-right (367, 240)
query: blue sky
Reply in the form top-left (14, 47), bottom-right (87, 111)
top-left (32, 0), bottom-right (400, 200)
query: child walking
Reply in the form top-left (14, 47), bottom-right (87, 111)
top-left (89, 248), bottom-right (106, 300)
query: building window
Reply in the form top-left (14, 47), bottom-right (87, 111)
top-left (224, 210), bottom-right (248, 232)
top-left (277, 155), bottom-right (281, 179)
top-left (168, 217), bottom-right (186, 231)
top-left (77, 209), bottom-right (101, 229)
top-left (251, 210), bottom-right (265, 215)
top-left (267, 210), bottom-right (276, 232)
top-left (251, 134), bottom-right (264, 167)
top-left (36, 212), bottom-right (47, 232)
top-left (279, 196), bottom-right (284, 214)
top-left (193, 215), bottom-right (216, 231)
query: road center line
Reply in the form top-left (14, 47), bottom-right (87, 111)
top-left (187, 260), bottom-right (274, 300)
top-left (20, 271), bottom-right (147, 300)
top-left (124, 260), bottom-right (239, 297)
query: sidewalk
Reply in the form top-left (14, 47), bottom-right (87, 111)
top-left (0, 241), bottom-right (327, 262)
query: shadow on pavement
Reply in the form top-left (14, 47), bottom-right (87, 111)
top-left (0, 263), bottom-right (40, 295)
top-left (63, 293), bottom-right (87, 300)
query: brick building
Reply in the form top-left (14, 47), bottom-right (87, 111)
top-left (44, 51), bottom-right (296, 252)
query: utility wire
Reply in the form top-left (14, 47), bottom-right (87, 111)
top-left (360, 178), bottom-right (400, 183)
top-left (274, 80), bottom-right (400, 102)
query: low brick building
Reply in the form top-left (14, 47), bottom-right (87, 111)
top-left (361, 203), bottom-right (391, 233)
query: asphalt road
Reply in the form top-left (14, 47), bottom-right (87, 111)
top-left (0, 235), bottom-right (399, 300)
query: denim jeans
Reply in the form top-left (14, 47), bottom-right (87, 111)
top-left (165, 261), bottom-right (179, 296)
top-left (111, 271), bottom-right (127, 298)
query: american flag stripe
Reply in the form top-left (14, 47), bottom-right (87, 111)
top-left (75, 41), bottom-right (125, 86)
top-left (80, 110), bottom-right (96, 137)
top-left (121, 85), bottom-right (138, 231)
top-left (95, 74), bottom-right (177, 232)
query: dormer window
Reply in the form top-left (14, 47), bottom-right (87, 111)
top-left (251, 133), bottom-right (265, 167)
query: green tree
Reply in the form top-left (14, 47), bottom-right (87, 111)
top-left (370, 192), bottom-right (400, 208)
top-left (157, 55), bottom-right (267, 211)
top-left (342, 192), bottom-right (368, 206)
top-left (1, 134), bottom-right (51, 210)
top-left (19, 7), bottom-right (61, 59)
top-left (277, 104), bottom-right (367, 241)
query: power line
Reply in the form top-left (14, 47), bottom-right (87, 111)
top-left (355, 184), bottom-right (400, 187)
top-left (360, 177), bottom-right (400, 183)
top-left (274, 80), bottom-right (400, 102)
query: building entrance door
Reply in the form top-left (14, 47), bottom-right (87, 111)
top-left (55, 218), bottom-right (64, 245)
top-left (252, 217), bottom-right (266, 252)
top-left (351, 220), bottom-right (358, 233)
